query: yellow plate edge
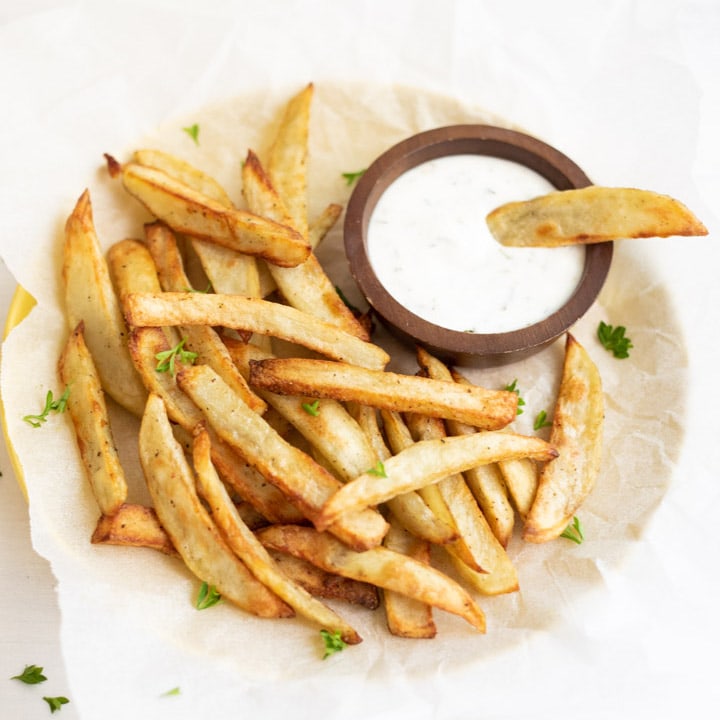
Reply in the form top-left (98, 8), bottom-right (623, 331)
top-left (2, 285), bottom-right (37, 500)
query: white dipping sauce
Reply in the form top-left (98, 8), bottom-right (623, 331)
top-left (367, 155), bottom-right (586, 334)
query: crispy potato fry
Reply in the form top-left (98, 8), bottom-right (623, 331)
top-left (192, 427), bottom-right (361, 644)
top-left (497, 456), bottom-right (539, 520)
top-left (91, 503), bottom-right (178, 556)
top-left (248, 358), bottom-right (518, 429)
top-left (242, 150), bottom-right (369, 339)
top-left (308, 203), bottom-right (342, 249)
top-left (257, 524), bottom-right (486, 632)
top-left (487, 185), bottom-right (708, 247)
top-left (524, 334), bottom-right (604, 542)
top-left (462, 463), bottom-right (514, 549)
top-left (129, 149), bottom-right (263, 300)
top-left (138, 393), bottom-right (293, 618)
top-left (107, 238), bottom-right (164, 298)
top-left (62, 190), bottom-right (147, 416)
top-left (315, 431), bottom-right (557, 533)
top-left (266, 83), bottom-right (313, 239)
top-left (128, 326), bottom-right (304, 524)
top-left (267, 550), bottom-right (380, 609)
top-left (175, 364), bottom-right (389, 551)
top-left (382, 522), bottom-right (437, 639)
top-left (58, 321), bottom-right (128, 516)
top-left (118, 161), bottom-right (310, 267)
top-left (143, 221), bottom-right (266, 414)
top-left (123, 292), bottom-right (389, 370)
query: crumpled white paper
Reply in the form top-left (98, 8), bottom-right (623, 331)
top-left (1, 1), bottom-right (719, 719)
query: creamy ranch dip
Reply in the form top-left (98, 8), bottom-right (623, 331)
top-left (367, 154), bottom-right (586, 333)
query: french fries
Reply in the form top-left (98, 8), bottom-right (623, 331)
top-left (91, 503), bottom-right (177, 556)
top-left (123, 292), bottom-right (389, 370)
top-left (58, 321), bottom-right (128, 516)
top-left (523, 334), bottom-right (604, 542)
top-left (248, 357), bottom-right (518, 429)
top-left (487, 185), bottom-right (708, 247)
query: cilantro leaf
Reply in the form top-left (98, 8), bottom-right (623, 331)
top-left (43, 696), bottom-right (70, 713)
top-left (23, 387), bottom-right (71, 427)
top-left (196, 581), bottom-right (222, 610)
top-left (182, 123), bottom-right (200, 145)
top-left (320, 629), bottom-right (347, 659)
top-left (11, 664), bottom-right (47, 684)
top-left (155, 338), bottom-right (198, 375)
top-left (533, 410), bottom-right (552, 431)
top-left (341, 169), bottom-right (366, 186)
top-left (503, 379), bottom-right (525, 415)
top-left (302, 400), bottom-right (320, 417)
top-left (597, 321), bottom-right (633, 359)
top-left (560, 516), bottom-right (584, 544)
top-left (366, 460), bottom-right (387, 478)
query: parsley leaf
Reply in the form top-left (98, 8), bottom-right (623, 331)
top-left (597, 321), bottom-right (633, 359)
top-left (341, 169), bottom-right (366, 186)
top-left (533, 410), bottom-right (552, 431)
top-left (11, 664), bottom-right (47, 684)
top-left (155, 338), bottom-right (198, 375)
top-left (182, 123), bottom-right (200, 145)
top-left (196, 581), bottom-right (222, 610)
top-left (43, 696), bottom-right (70, 713)
top-left (302, 400), bottom-right (320, 417)
top-left (560, 516), bottom-right (584, 544)
top-left (23, 387), bottom-right (71, 427)
top-left (366, 460), bottom-right (387, 478)
top-left (320, 629), bottom-right (347, 659)
top-left (161, 687), bottom-right (181, 697)
top-left (503, 379), bottom-right (525, 415)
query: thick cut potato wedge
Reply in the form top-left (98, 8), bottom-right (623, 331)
top-left (175, 364), bottom-right (389, 551)
top-left (123, 292), bottom-right (389, 371)
top-left (487, 186), bottom-right (708, 247)
top-left (118, 161), bottom-right (310, 267)
top-left (257, 524), bottom-right (486, 632)
top-left (62, 190), bottom-right (147, 416)
top-left (138, 393), bottom-right (293, 618)
top-left (248, 358), bottom-right (518, 429)
top-left (58, 321), bottom-right (128, 516)
top-left (242, 150), bottom-right (369, 340)
top-left (91, 503), bottom-right (177, 556)
top-left (192, 427), bottom-right (361, 644)
top-left (523, 334), bottom-right (604, 542)
top-left (315, 431), bottom-right (557, 532)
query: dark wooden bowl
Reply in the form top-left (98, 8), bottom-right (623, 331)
top-left (344, 125), bottom-right (613, 367)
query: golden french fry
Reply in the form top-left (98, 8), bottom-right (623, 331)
top-left (487, 186), bottom-right (708, 247)
top-left (266, 550), bottom-right (380, 609)
top-left (130, 148), bottom-right (263, 300)
top-left (242, 150), bottom-right (369, 339)
top-left (315, 431), bottom-right (558, 533)
top-left (257, 524), bottom-right (486, 632)
top-left (138, 393), bottom-right (293, 618)
top-left (128, 326), bottom-right (303, 525)
top-left (248, 358), bottom-right (518, 429)
top-left (382, 522), bottom-right (437, 639)
top-left (175, 364), bottom-right (389, 551)
top-left (308, 203), bottom-right (342, 249)
top-left (62, 190), bottom-right (147, 416)
top-left (497, 456), bottom-right (538, 520)
top-left (118, 161), bottom-right (310, 267)
top-left (266, 82), bottom-right (313, 239)
top-left (107, 238), bottom-right (164, 298)
top-left (192, 427), bottom-right (362, 644)
top-left (123, 292), bottom-right (389, 370)
top-left (91, 503), bottom-right (178, 556)
top-left (462, 463), bottom-right (514, 549)
top-left (143, 221), bottom-right (266, 414)
top-left (523, 334), bottom-right (604, 542)
top-left (58, 321), bottom-right (129, 516)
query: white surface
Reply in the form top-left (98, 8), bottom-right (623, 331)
top-left (1, 1), bottom-right (720, 719)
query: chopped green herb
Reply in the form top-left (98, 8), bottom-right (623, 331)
top-left (597, 321), bottom-right (633, 359)
top-left (23, 386), bottom-right (71, 427)
top-left (341, 169), bottom-right (366, 186)
top-left (43, 696), bottom-right (70, 714)
top-left (503, 379), bottom-right (525, 415)
top-left (11, 664), bottom-right (47, 684)
top-left (560, 516), bottom-right (584, 544)
top-left (161, 687), bottom-right (181, 697)
top-left (366, 460), bottom-right (387, 478)
top-left (155, 338), bottom-right (198, 375)
top-left (184, 282), bottom-right (213, 293)
top-left (196, 581), bottom-right (222, 610)
top-left (334, 285), bottom-right (361, 315)
top-left (320, 629), bottom-right (347, 659)
top-left (533, 410), bottom-right (552, 431)
top-left (182, 123), bottom-right (200, 145)
top-left (302, 400), bottom-right (321, 417)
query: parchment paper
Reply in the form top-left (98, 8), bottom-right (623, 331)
top-left (1, 2), bottom-right (718, 719)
